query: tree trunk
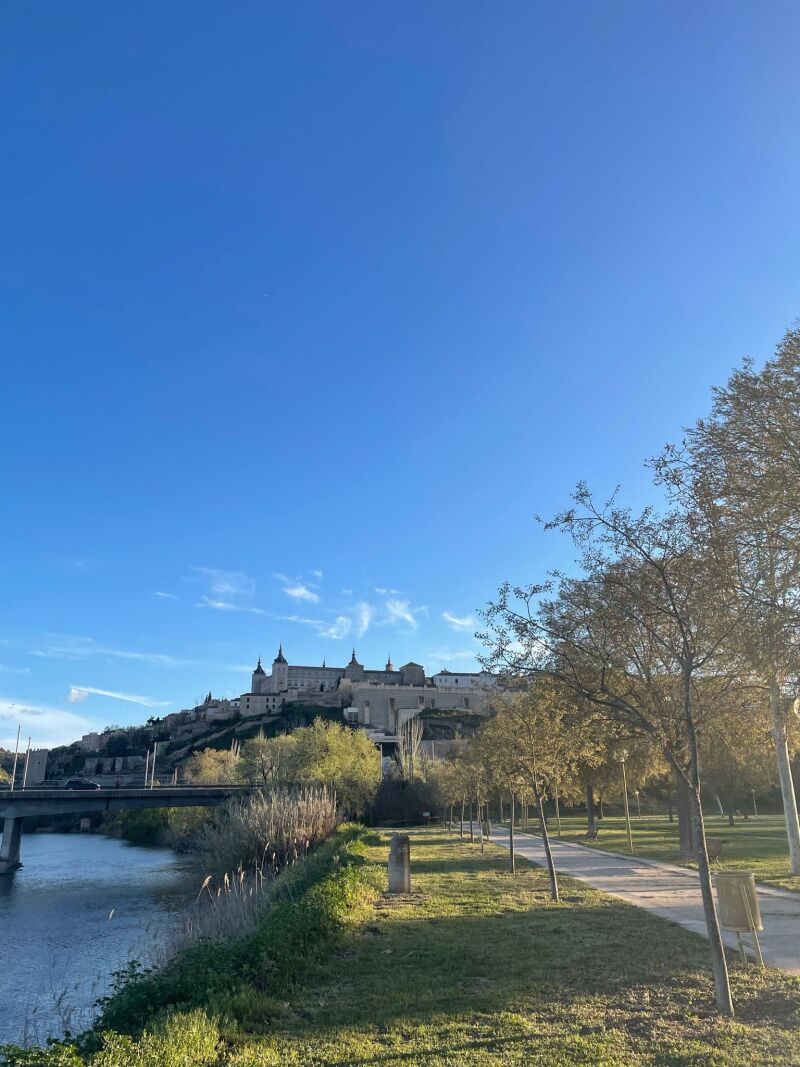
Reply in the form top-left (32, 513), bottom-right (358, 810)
top-left (676, 771), bottom-right (695, 858)
top-left (478, 802), bottom-right (484, 853)
top-left (726, 796), bottom-right (735, 827)
top-left (769, 677), bottom-right (800, 875)
top-left (469, 801), bottom-right (474, 844)
top-left (679, 664), bottom-right (733, 1017)
top-left (599, 796), bottom-right (604, 820)
top-left (667, 793), bottom-right (674, 822)
top-left (554, 782), bottom-right (562, 837)
top-left (713, 793), bottom-right (724, 816)
top-left (460, 799), bottom-right (464, 839)
top-left (449, 802), bottom-right (454, 830)
top-left (499, 795), bottom-right (504, 824)
top-left (509, 793), bottom-right (516, 873)
top-left (688, 775), bottom-right (734, 1015)
top-left (586, 783), bottom-right (597, 834)
top-left (535, 783), bottom-right (559, 901)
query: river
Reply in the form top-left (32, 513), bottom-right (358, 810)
top-left (0, 832), bottom-right (190, 1047)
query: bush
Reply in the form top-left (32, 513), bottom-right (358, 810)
top-left (188, 785), bottom-right (339, 876)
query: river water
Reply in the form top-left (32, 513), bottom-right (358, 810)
top-left (0, 832), bottom-right (190, 1047)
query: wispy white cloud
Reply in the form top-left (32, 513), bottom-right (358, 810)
top-left (196, 596), bottom-right (265, 615)
top-left (282, 583), bottom-right (320, 604)
top-left (275, 612), bottom-right (351, 640)
top-left (355, 602), bottom-right (373, 637)
top-left (190, 567), bottom-right (255, 598)
top-left (0, 664), bottom-right (31, 675)
top-left (442, 611), bottom-right (476, 632)
top-left (68, 686), bottom-right (170, 708)
top-left (374, 587), bottom-right (401, 595)
top-left (153, 591), bottom-right (177, 600)
top-left (341, 588), bottom-right (353, 596)
top-left (22, 633), bottom-right (244, 673)
top-left (311, 569), bottom-right (324, 581)
top-left (384, 598), bottom-right (419, 629)
top-left (319, 616), bottom-right (351, 640)
top-left (0, 696), bottom-right (93, 749)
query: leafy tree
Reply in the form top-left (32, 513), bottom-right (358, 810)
top-left (699, 685), bottom-right (779, 825)
top-left (290, 720), bottom-right (380, 817)
top-left (240, 732), bottom-right (296, 785)
top-left (183, 746), bottom-right (241, 784)
top-left (657, 327), bottom-right (800, 873)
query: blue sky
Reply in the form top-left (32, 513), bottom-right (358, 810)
top-left (2, 2), bottom-right (800, 748)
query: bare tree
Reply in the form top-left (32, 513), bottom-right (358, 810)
top-left (480, 490), bottom-right (742, 1015)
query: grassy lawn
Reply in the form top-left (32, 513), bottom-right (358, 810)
top-left (223, 827), bottom-right (800, 1066)
top-left (528, 813), bottom-right (800, 892)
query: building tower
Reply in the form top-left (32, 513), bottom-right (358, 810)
top-left (271, 644), bottom-right (289, 693)
top-left (251, 657), bottom-right (266, 694)
top-left (344, 648), bottom-right (364, 682)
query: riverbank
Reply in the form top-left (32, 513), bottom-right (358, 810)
top-left (6, 827), bottom-right (800, 1065)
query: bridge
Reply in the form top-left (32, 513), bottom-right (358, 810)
top-left (0, 786), bottom-right (247, 874)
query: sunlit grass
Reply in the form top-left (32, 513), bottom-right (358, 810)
top-left (223, 827), bottom-right (800, 1066)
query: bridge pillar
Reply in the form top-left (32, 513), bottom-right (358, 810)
top-left (0, 817), bottom-right (23, 874)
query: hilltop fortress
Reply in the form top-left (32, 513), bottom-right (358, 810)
top-left (241, 646), bottom-right (495, 738)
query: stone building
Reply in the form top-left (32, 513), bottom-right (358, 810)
top-left (240, 646), bottom-right (495, 737)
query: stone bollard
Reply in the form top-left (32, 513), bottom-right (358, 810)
top-left (388, 833), bottom-right (411, 894)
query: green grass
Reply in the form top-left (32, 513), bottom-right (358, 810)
top-left (222, 828), bottom-right (800, 1066)
top-left (7, 828), bottom-right (800, 1066)
top-left (535, 813), bottom-right (800, 891)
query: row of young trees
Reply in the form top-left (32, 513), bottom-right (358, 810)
top-left (462, 327), bottom-right (800, 1017)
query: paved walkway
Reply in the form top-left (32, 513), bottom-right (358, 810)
top-left (488, 824), bottom-right (800, 974)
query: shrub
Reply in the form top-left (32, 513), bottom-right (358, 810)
top-left (188, 785), bottom-right (339, 876)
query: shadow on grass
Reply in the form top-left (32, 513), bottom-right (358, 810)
top-left (284, 835), bottom-right (800, 1049)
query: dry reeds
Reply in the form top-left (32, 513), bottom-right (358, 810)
top-left (165, 786), bottom-right (339, 953)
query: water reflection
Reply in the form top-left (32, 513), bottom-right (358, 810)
top-left (0, 832), bottom-right (189, 1046)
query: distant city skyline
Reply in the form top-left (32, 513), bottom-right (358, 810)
top-left (3, 2), bottom-right (800, 747)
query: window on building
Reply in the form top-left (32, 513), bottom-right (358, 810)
top-left (464, 698), bottom-right (469, 709)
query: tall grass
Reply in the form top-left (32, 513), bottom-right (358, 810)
top-left (165, 785), bottom-right (340, 952)
top-left (189, 785), bottom-right (339, 876)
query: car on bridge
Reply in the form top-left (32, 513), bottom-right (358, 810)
top-left (64, 777), bottom-right (100, 790)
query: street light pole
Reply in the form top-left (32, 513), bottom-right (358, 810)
top-left (10, 724), bottom-right (20, 792)
top-left (22, 736), bottom-right (32, 790)
top-left (751, 789), bottom-right (758, 818)
top-left (620, 756), bottom-right (634, 854)
top-left (634, 789), bottom-right (641, 819)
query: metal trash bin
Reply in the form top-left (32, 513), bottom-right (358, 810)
top-left (714, 871), bottom-right (764, 968)
top-left (715, 871), bottom-right (762, 932)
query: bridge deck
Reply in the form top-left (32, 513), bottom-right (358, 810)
top-left (0, 786), bottom-right (248, 820)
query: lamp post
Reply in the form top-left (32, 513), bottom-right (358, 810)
top-left (617, 749), bottom-right (634, 854)
top-left (634, 789), bottom-right (641, 819)
top-left (751, 789), bottom-right (758, 818)
top-left (21, 736), bottom-right (31, 790)
top-left (10, 723), bottom-right (20, 792)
